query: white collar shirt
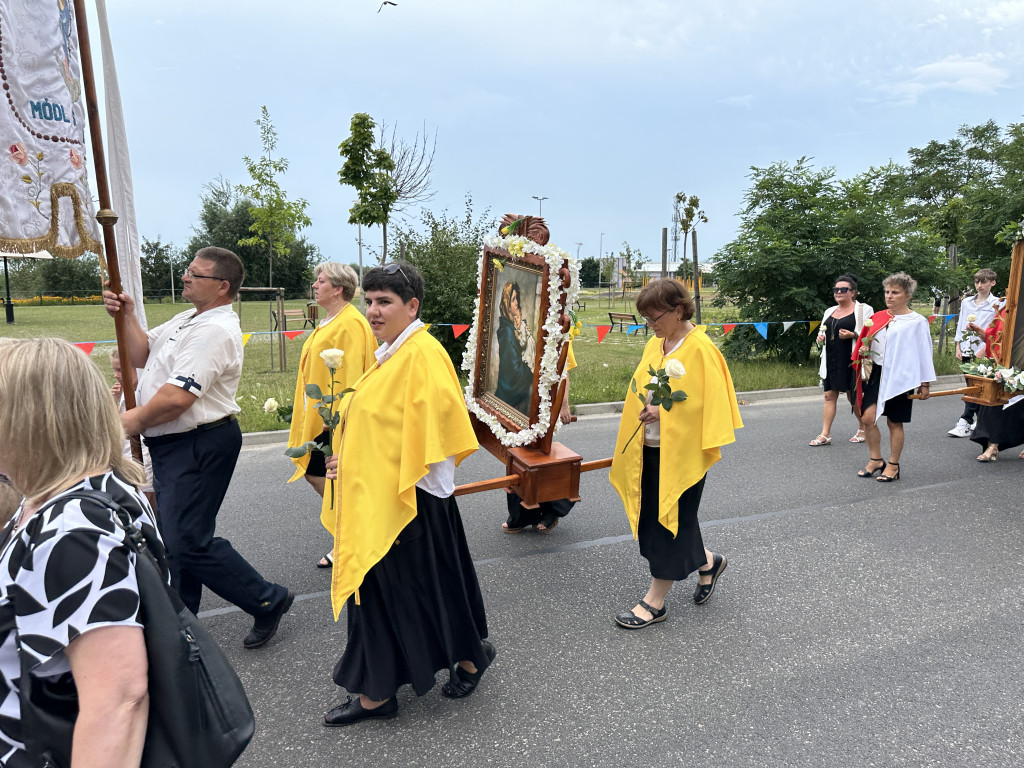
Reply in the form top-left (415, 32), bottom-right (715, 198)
top-left (138, 304), bottom-right (243, 437)
top-left (955, 294), bottom-right (1001, 355)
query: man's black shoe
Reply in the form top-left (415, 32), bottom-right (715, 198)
top-left (243, 590), bottom-right (294, 649)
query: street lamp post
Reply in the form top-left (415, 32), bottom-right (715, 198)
top-left (531, 195), bottom-right (548, 216)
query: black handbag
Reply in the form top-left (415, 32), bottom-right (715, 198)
top-left (15, 489), bottom-right (255, 768)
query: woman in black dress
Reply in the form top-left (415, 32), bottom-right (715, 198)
top-left (810, 273), bottom-right (873, 446)
top-left (970, 309), bottom-right (1024, 461)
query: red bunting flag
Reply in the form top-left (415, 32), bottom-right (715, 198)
top-left (452, 324), bottom-right (470, 338)
top-left (283, 331), bottom-right (304, 340)
top-left (927, 315), bottom-right (936, 324)
top-left (596, 325), bottom-right (612, 343)
top-left (74, 342), bottom-right (96, 356)
top-left (723, 324), bottom-right (736, 335)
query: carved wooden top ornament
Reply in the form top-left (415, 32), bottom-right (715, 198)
top-left (499, 214), bottom-right (550, 245)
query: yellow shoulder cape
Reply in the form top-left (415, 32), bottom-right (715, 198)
top-left (287, 303), bottom-right (377, 483)
top-left (608, 328), bottom-right (742, 538)
top-left (327, 328), bottom-right (478, 617)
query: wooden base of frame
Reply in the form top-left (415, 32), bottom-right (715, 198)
top-left (504, 442), bottom-right (582, 509)
top-left (962, 374), bottom-right (1011, 406)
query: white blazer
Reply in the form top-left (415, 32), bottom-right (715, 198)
top-left (818, 301), bottom-right (873, 380)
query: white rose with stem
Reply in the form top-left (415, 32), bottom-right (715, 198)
top-left (621, 363), bottom-right (687, 453)
top-left (283, 348), bottom-right (354, 508)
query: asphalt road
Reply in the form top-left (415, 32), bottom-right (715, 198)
top-left (200, 393), bottom-right (1024, 768)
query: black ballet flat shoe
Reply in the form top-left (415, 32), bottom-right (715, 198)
top-left (857, 458), bottom-right (886, 478)
top-left (876, 462), bottom-right (900, 483)
top-left (614, 599), bottom-right (667, 629)
top-left (442, 640), bottom-right (496, 699)
top-left (323, 695), bottom-right (398, 727)
top-left (693, 553), bottom-right (728, 605)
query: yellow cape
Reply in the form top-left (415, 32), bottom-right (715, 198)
top-left (286, 303), bottom-right (376, 485)
top-left (609, 328), bottom-right (742, 538)
top-left (328, 327), bottom-right (478, 618)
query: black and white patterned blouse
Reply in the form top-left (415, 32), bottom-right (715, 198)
top-left (0, 471), bottom-right (161, 765)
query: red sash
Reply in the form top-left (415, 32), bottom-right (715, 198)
top-left (852, 310), bottom-right (895, 412)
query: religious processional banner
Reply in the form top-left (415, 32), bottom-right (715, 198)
top-left (0, 0), bottom-right (101, 257)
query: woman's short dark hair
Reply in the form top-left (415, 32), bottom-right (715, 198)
top-left (636, 278), bottom-right (695, 322)
top-left (835, 273), bottom-right (859, 291)
top-left (362, 261), bottom-right (424, 316)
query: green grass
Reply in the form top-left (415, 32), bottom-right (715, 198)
top-left (1, 298), bottom-right (965, 432)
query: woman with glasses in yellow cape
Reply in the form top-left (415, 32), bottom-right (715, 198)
top-left (609, 279), bottom-right (743, 630)
top-left (320, 262), bottom-right (494, 727)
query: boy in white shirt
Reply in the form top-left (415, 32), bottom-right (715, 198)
top-left (948, 269), bottom-right (1001, 437)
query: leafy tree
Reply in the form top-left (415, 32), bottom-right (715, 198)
top-left (714, 158), bottom-right (945, 363)
top-left (617, 241), bottom-right (646, 289)
top-left (394, 195), bottom-right (494, 367)
top-left (139, 237), bottom-right (185, 297)
top-left (186, 178), bottom-right (317, 299)
top-left (338, 113), bottom-right (398, 262)
top-left (11, 254), bottom-right (102, 296)
top-left (579, 257), bottom-right (600, 287)
top-left (237, 106), bottom-right (312, 288)
top-left (674, 192), bottom-right (708, 281)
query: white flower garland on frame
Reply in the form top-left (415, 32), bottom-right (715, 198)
top-left (462, 234), bottom-right (580, 448)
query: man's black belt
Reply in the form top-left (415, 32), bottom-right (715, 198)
top-left (144, 414), bottom-right (237, 446)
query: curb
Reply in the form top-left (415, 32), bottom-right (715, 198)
top-left (243, 374), bottom-right (969, 446)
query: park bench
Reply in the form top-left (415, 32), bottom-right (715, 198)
top-left (271, 308), bottom-right (314, 331)
top-left (608, 311), bottom-right (647, 335)
top-left (571, 298), bottom-right (587, 313)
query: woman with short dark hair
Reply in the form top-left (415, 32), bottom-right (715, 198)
top-left (810, 273), bottom-right (873, 446)
top-left (321, 262), bottom-right (494, 726)
top-left (608, 279), bottom-right (743, 629)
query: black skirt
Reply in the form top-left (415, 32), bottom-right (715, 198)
top-left (637, 446), bottom-right (708, 581)
top-left (858, 365), bottom-right (913, 423)
top-left (970, 403), bottom-right (1024, 451)
top-left (333, 488), bottom-right (491, 700)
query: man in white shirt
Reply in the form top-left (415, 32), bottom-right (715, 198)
top-left (103, 247), bottom-right (293, 648)
top-left (948, 269), bottom-right (1001, 437)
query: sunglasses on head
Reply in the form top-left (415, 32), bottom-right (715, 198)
top-left (382, 262), bottom-right (410, 284)
top-left (833, 286), bottom-right (851, 294)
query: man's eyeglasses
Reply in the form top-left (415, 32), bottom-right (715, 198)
top-left (382, 262), bottom-right (410, 283)
top-left (833, 287), bottom-right (851, 294)
top-left (183, 266), bottom-right (225, 281)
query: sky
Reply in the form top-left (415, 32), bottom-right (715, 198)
top-left (87, 0), bottom-right (1024, 271)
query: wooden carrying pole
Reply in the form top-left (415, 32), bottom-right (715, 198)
top-left (73, 0), bottom-right (141, 461)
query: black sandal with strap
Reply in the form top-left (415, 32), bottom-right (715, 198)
top-left (858, 458), bottom-right (886, 478)
top-left (876, 462), bottom-right (900, 482)
top-left (694, 553), bottom-right (728, 605)
top-left (614, 599), bottom-right (667, 629)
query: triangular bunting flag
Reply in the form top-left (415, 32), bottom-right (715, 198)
top-left (424, 323), bottom-right (432, 331)
top-left (74, 342), bottom-right (95, 356)
top-left (627, 324), bottom-right (644, 335)
top-left (808, 321), bottom-right (820, 334)
top-left (242, 333), bottom-right (252, 347)
top-left (927, 315), bottom-right (936, 324)
top-left (452, 324), bottom-right (470, 338)
top-left (283, 331), bottom-right (303, 340)
top-left (723, 323), bottom-right (736, 335)
top-left (596, 325), bottom-right (612, 343)
top-left (754, 322), bottom-right (769, 339)
top-left (946, 314), bottom-right (956, 321)
top-left (783, 321), bottom-right (796, 333)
